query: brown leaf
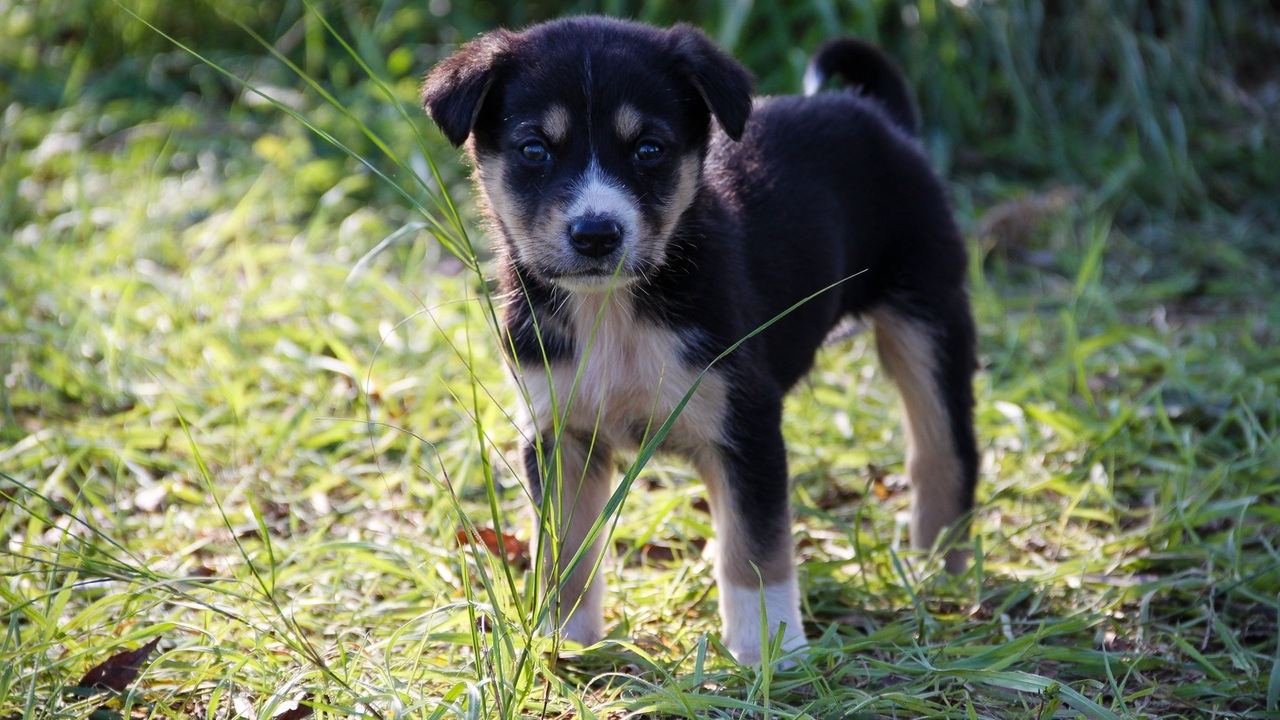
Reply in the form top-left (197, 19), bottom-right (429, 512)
top-left (977, 187), bottom-right (1076, 249)
top-left (870, 476), bottom-right (891, 502)
top-left (78, 636), bottom-right (161, 692)
top-left (815, 484), bottom-right (862, 510)
top-left (618, 537), bottom-right (708, 566)
top-left (639, 544), bottom-right (677, 563)
top-left (456, 527), bottom-right (529, 568)
top-left (866, 464), bottom-right (906, 502)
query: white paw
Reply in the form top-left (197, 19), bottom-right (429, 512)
top-left (724, 616), bottom-right (807, 666)
top-left (559, 603), bottom-right (604, 647)
top-left (543, 575), bottom-right (605, 648)
top-left (719, 578), bottom-right (808, 665)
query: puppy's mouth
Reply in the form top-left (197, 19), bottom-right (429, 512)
top-left (544, 263), bottom-right (641, 292)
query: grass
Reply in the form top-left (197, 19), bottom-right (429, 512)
top-left (3, 0), bottom-right (1280, 718)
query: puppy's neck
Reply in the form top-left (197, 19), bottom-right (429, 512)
top-left (500, 257), bottom-right (643, 334)
top-left (559, 286), bottom-right (636, 339)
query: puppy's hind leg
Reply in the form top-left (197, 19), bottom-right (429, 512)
top-left (871, 302), bottom-right (978, 573)
top-left (524, 431), bottom-right (613, 646)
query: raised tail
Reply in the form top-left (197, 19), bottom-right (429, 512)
top-left (803, 38), bottom-right (920, 137)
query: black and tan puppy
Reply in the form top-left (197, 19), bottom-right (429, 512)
top-left (422, 17), bottom-right (978, 664)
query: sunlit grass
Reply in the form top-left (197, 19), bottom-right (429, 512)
top-left (3, 0), bottom-right (1280, 718)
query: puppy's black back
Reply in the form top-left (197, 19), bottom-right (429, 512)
top-left (701, 91), bottom-right (966, 392)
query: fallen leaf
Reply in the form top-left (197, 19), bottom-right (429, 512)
top-left (618, 537), bottom-right (708, 566)
top-left (78, 636), bottom-right (161, 692)
top-left (867, 465), bottom-right (906, 502)
top-left (871, 476), bottom-right (891, 501)
top-left (977, 187), bottom-right (1077, 249)
top-left (456, 527), bottom-right (529, 568)
top-left (815, 483), bottom-right (862, 510)
top-left (639, 543), bottom-right (677, 563)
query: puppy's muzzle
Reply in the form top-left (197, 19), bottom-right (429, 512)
top-left (569, 217), bottom-right (623, 259)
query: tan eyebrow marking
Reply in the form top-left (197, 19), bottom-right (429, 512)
top-left (542, 104), bottom-right (571, 144)
top-left (613, 104), bottom-right (643, 142)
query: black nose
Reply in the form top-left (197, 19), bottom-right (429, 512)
top-left (569, 218), bottom-right (622, 258)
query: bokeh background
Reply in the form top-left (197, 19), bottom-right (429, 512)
top-left (7, 0), bottom-right (1279, 216)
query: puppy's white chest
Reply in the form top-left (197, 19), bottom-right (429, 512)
top-left (519, 296), bottom-right (726, 451)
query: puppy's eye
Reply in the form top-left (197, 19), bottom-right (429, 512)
top-left (520, 142), bottom-right (550, 163)
top-left (634, 140), bottom-right (664, 163)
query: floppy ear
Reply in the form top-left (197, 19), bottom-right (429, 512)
top-left (421, 30), bottom-right (514, 148)
top-left (669, 25), bottom-right (755, 141)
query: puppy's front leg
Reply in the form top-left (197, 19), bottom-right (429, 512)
top-left (696, 394), bottom-right (806, 664)
top-left (524, 431), bottom-right (614, 646)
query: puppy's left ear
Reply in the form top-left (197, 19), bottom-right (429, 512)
top-left (669, 26), bottom-right (755, 141)
top-left (421, 29), bottom-right (514, 147)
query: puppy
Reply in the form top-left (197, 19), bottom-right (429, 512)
top-left (422, 17), bottom-right (978, 664)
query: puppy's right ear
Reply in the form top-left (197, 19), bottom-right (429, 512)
top-left (421, 30), bottom-right (513, 148)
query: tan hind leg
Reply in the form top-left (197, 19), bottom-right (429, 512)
top-left (872, 308), bottom-right (978, 573)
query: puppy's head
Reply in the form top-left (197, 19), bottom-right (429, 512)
top-left (422, 17), bottom-right (753, 291)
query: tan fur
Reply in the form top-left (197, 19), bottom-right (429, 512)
top-left (613, 104), bottom-right (643, 142)
top-left (476, 154), bottom-right (525, 239)
top-left (542, 104), bottom-right (571, 145)
top-left (534, 431), bottom-right (612, 643)
top-left (872, 309), bottom-right (968, 571)
top-left (656, 155), bottom-right (702, 241)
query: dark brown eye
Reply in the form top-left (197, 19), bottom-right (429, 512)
top-left (521, 142), bottom-right (549, 163)
top-left (635, 140), bottom-right (663, 163)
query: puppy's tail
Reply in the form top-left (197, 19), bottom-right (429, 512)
top-left (803, 38), bottom-right (920, 137)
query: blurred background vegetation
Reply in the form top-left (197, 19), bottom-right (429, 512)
top-left (3, 0), bottom-right (1278, 220)
top-left (3, 0), bottom-right (1278, 522)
